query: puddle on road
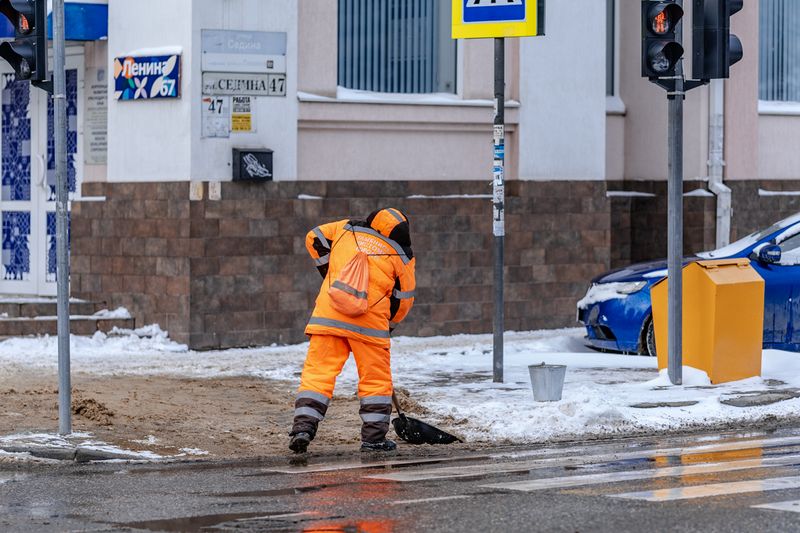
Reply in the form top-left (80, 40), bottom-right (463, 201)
top-left (121, 512), bottom-right (396, 533)
top-left (119, 510), bottom-right (310, 531)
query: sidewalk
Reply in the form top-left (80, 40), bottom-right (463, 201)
top-left (2, 326), bottom-right (800, 461)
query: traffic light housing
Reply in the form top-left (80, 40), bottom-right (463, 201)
top-left (0, 0), bottom-right (47, 83)
top-left (692, 0), bottom-right (744, 80)
top-left (642, 1), bottom-right (685, 79)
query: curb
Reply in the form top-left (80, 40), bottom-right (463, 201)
top-left (1, 445), bottom-right (151, 463)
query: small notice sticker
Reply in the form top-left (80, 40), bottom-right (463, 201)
top-left (231, 95), bottom-right (255, 133)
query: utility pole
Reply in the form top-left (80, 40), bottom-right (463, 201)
top-left (53, 0), bottom-right (71, 435)
top-left (666, 46), bottom-right (684, 385)
top-left (642, 0), bottom-right (744, 385)
top-left (451, 1), bottom-right (544, 384)
top-left (493, 37), bottom-right (505, 384)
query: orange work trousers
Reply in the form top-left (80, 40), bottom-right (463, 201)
top-left (299, 334), bottom-right (393, 398)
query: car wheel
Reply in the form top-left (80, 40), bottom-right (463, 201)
top-left (645, 318), bottom-right (657, 357)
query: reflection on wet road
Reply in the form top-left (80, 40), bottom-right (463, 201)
top-left (7, 429), bottom-right (800, 530)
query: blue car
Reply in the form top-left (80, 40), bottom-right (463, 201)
top-left (577, 213), bottom-right (800, 356)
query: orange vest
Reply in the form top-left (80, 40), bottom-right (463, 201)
top-left (304, 215), bottom-right (416, 347)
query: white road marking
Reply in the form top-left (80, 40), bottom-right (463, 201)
top-left (612, 476), bottom-right (800, 502)
top-left (752, 499), bottom-right (800, 513)
top-left (237, 512), bottom-right (316, 522)
top-left (367, 436), bottom-right (800, 482)
top-left (263, 454), bottom-right (491, 474)
top-left (390, 495), bottom-right (472, 505)
top-left (481, 454), bottom-right (800, 492)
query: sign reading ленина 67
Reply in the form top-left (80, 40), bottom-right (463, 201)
top-left (452, 0), bottom-right (545, 39)
top-left (113, 54), bottom-right (181, 101)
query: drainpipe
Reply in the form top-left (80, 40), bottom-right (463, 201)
top-left (708, 79), bottom-right (731, 248)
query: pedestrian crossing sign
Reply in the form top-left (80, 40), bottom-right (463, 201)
top-left (452, 0), bottom-right (545, 39)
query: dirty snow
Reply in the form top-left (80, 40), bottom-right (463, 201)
top-left (0, 432), bottom-right (164, 461)
top-left (3, 326), bottom-right (800, 445)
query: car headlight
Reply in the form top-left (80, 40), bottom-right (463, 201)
top-left (615, 281), bottom-right (647, 295)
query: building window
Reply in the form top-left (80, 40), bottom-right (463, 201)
top-left (337, 0), bottom-right (457, 94)
top-left (606, 0), bottom-right (615, 97)
top-left (760, 0), bottom-right (800, 102)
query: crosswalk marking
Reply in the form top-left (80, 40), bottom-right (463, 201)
top-left (237, 512), bottom-right (317, 522)
top-left (366, 436), bottom-right (800, 482)
top-left (752, 499), bottom-right (800, 513)
top-left (263, 454), bottom-right (491, 474)
top-left (612, 476), bottom-right (800, 502)
top-left (390, 495), bottom-right (472, 506)
top-left (480, 454), bottom-right (800, 493)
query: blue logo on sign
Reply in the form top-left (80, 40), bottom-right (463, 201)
top-left (463, 0), bottom-right (526, 23)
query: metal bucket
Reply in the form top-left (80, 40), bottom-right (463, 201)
top-left (528, 363), bottom-right (567, 402)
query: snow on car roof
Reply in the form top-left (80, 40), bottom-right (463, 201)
top-left (697, 212), bottom-right (800, 259)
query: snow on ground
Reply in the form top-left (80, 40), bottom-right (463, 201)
top-left (0, 433), bottom-right (164, 461)
top-left (2, 326), bottom-right (800, 444)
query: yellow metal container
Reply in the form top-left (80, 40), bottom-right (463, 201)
top-left (651, 259), bottom-right (765, 384)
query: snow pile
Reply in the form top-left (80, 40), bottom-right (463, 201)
top-left (646, 367), bottom-right (712, 387)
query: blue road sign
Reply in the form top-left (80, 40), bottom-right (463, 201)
top-left (463, 0), bottom-right (526, 24)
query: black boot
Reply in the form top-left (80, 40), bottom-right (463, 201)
top-left (289, 432), bottom-right (312, 454)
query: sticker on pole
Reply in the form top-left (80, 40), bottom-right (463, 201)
top-left (452, 0), bottom-right (545, 39)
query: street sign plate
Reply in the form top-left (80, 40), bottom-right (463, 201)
top-left (452, 0), bottom-right (545, 39)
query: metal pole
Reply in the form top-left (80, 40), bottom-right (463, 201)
top-left (493, 37), bottom-right (505, 383)
top-left (53, 0), bottom-right (71, 434)
top-left (667, 44), bottom-right (684, 385)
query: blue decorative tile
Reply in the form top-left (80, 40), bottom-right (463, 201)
top-left (47, 69), bottom-right (78, 201)
top-left (1, 74), bottom-right (31, 202)
top-left (2, 211), bottom-right (30, 281)
top-left (46, 211), bottom-right (70, 283)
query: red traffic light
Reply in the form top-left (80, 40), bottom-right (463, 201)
top-left (647, 3), bottom-right (684, 36)
top-left (18, 13), bottom-right (29, 34)
top-left (0, 0), bottom-right (47, 84)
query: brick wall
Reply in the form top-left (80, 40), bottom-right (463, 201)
top-left (72, 180), bottom-right (611, 349)
top-left (728, 181), bottom-right (800, 241)
top-left (72, 182), bottom-right (194, 341)
top-left (607, 181), bottom-right (716, 269)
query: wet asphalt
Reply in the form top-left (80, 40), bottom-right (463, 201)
top-left (5, 427), bottom-right (800, 532)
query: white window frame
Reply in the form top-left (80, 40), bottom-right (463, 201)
top-left (758, 0), bottom-right (800, 114)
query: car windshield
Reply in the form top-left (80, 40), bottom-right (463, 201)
top-left (698, 212), bottom-right (800, 259)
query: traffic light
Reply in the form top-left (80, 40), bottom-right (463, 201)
top-left (0, 0), bottom-right (47, 83)
top-left (692, 0), bottom-right (744, 80)
top-left (642, 1), bottom-right (685, 79)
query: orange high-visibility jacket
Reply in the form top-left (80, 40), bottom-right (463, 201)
top-left (304, 210), bottom-right (416, 347)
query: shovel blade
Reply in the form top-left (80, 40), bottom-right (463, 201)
top-left (392, 414), bottom-right (461, 445)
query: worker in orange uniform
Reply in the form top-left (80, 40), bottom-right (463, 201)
top-left (289, 208), bottom-right (416, 453)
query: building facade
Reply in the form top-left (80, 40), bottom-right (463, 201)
top-left (0, 0), bottom-right (797, 348)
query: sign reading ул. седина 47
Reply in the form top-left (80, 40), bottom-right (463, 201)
top-left (452, 0), bottom-right (545, 39)
top-left (113, 54), bottom-right (181, 101)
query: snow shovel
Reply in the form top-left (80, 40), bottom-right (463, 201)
top-left (391, 392), bottom-right (461, 445)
